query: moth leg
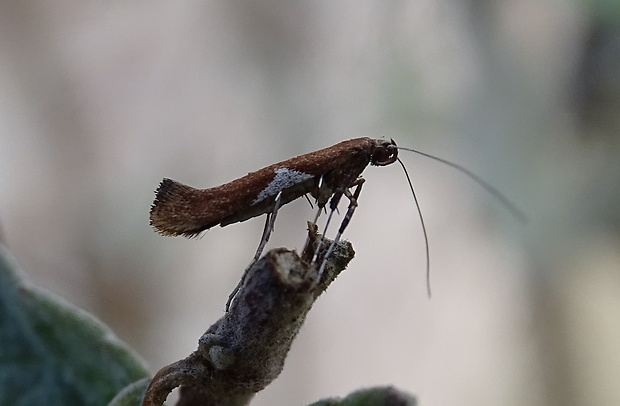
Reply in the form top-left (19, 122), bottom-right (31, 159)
top-left (303, 175), bottom-right (327, 252)
top-left (310, 191), bottom-right (343, 265)
top-left (311, 176), bottom-right (365, 265)
top-left (226, 190), bottom-right (283, 311)
top-left (311, 174), bottom-right (325, 224)
top-left (316, 178), bottom-right (365, 281)
top-left (303, 194), bottom-right (314, 209)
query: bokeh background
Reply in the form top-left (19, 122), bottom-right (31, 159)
top-left (1, 1), bottom-right (619, 405)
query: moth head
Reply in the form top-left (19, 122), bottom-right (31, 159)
top-left (370, 138), bottom-right (398, 166)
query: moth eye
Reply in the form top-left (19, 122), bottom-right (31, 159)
top-left (372, 144), bottom-right (398, 166)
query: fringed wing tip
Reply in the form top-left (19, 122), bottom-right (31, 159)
top-left (149, 178), bottom-right (182, 236)
top-left (149, 178), bottom-right (209, 238)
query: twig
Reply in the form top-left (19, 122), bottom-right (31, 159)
top-left (143, 223), bottom-right (355, 406)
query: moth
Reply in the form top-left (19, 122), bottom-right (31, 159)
top-left (150, 137), bottom-right (524, 306)
top-left (150, 138), bottom-right (397, 236)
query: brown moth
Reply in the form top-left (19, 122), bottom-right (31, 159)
top-left (150, 136), bottom-right (525, 305)
top-left (150, 137), bottom-right (397, 237)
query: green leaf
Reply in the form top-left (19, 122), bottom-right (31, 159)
top-left (309, 386), bottom-right (417, 406)
top-left (107, 378), bottom-right (151, 406)
top-left (0, 244), bottom-right (150, 406)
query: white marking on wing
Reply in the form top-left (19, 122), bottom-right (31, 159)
top-left (252, 168), bottom-right (313, 205)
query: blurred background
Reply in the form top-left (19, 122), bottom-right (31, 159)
top-left (1, 1), bottom-right (619, 405)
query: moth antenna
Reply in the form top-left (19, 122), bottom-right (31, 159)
top-left (397, 147), bottom-right (528, 224)
top-left (396, 158), bottom-right (431, 297)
